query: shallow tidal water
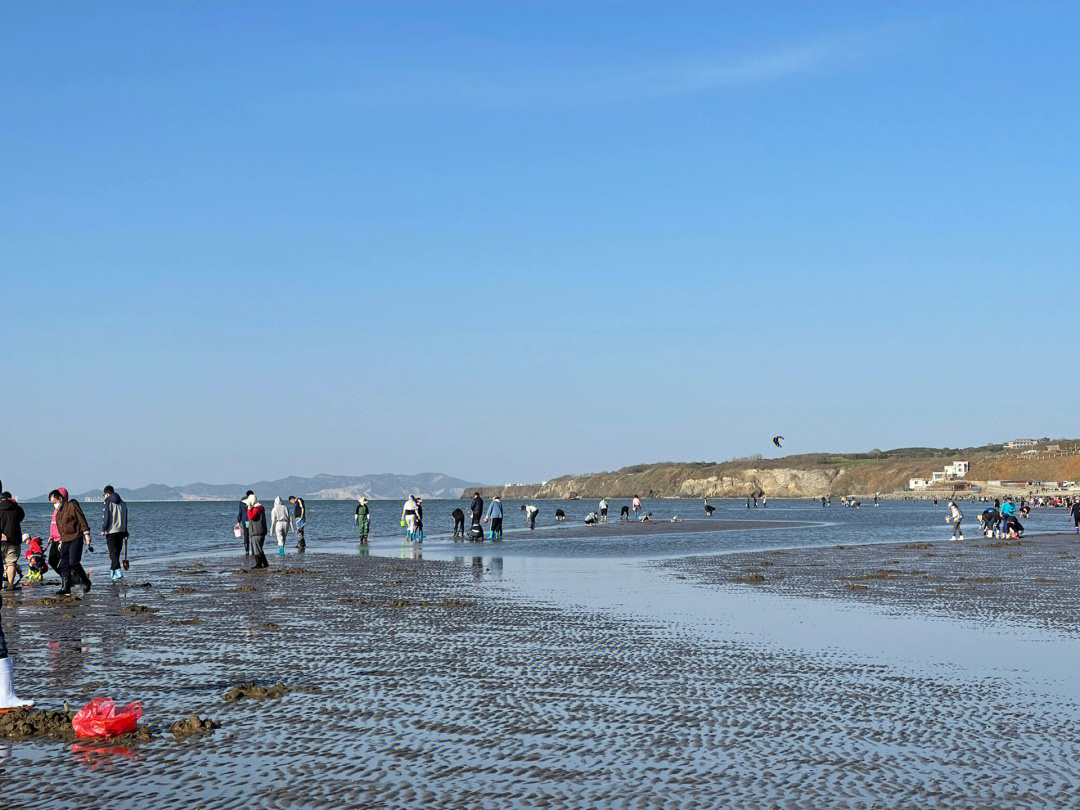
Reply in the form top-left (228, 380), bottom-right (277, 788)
top-left (4, 498), bottom-right (1080, 808)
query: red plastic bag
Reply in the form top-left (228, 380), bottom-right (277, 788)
top-left (72, 698), bottom-right (143, 738)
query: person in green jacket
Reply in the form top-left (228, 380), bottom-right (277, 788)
top-left (354, 497), bottom-right (370, 544)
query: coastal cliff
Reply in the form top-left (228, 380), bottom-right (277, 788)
top-left (467, 443), bottom-right (1080, 500)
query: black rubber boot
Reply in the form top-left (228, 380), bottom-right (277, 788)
top-left (72, 565), bottom-right (91, 593)
top-left (55, 576), bottom-right (72, 596)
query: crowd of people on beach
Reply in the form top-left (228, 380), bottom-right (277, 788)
top-left (234, 491), bottom-right (307, 568)
top-left (0, 485), bottom-right (131, 599)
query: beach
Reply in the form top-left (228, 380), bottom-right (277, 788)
top-left (3, 508), bottom-right (1080, 809)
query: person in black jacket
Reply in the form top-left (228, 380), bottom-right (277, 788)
top-left (237, 490), bottom-right (253, 555)
top-left (0, 492), bottom-right (25, 590)
top-left (289, 495), bottom-right (306, 550)
top-left (451, 507), bottom-right (465, 538)
top-left (469, 492), bottom-right (484, 538)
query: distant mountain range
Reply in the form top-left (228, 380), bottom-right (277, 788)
top-left (34, 473), bottom-right (484, 503)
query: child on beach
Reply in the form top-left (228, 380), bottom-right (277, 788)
top-left (23, 535), bottom-right (47, 584)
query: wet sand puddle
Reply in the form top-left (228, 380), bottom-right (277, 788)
top-left (1, 518), bottom-right (1079, 808)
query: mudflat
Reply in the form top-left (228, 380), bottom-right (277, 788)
top-left (664, 531), bottom-right (1080, 632)
top-left (1, 539), bottom-right (1079, 808)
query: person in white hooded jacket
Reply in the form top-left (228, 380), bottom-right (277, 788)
top-left (401, 495), bottom-right (419, 542)
top-left (270, 496), bottom-right (291, 556)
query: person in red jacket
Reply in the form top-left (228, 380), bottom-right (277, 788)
top-left (245, 494), bottom-right (269, 569)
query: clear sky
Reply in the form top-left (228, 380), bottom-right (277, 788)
top-left (3, 2), bottom-right (1078, 498)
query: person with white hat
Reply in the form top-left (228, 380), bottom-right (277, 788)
top-left (354, 497), bottom-right (370, 543)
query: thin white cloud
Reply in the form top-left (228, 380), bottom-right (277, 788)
top-left (350, 26), bottom-right (915, 107)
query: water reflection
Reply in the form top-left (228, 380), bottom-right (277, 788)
top-left (70, 742), bottom-right (140, 768)
top-left (458, 557), bottom-right (503, 580)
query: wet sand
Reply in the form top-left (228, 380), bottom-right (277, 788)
top-left (1, 541), bottom-right (1079, 808)
top-left (663, 531), bottom-right (1080, 632)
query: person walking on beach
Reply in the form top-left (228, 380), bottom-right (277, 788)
top-left (51, 488), bottom-right (92, 595)
top-left (946, 500), bottom-right (964, 541)
top-left (523, 503), bottom-right (539, 530)
top-left (485, 496), bottom-right (504, 540)
top-left (1070, 499), bottom-right (1080, 534)
top-left (599, 499), bottom-right (608, 522)
top-left (271, 497), bottom-right (291, 556)
top-left (0, 492), bottom-right (25, 590)
top-left (355, 497), bottom-right (371, 543)
top-left (415, 497), bottom-right (425, 542)
top-left (237, 490), bottom-right (253, 555)
top-left (401, 495), bottom-right (419, 542)
top-left (100, 485), bottom-right (129, 582)
top-left (246, 494), bottom-right (269, 568)
top-left (451, 506), bottom-right (465, 538)
top-left (289, 495), bottom-right (306, 550)
top-left (0, 501), bottom-right (32, 707)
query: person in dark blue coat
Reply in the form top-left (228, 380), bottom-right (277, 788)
top-left (237, 490), bottom-right (253, 555)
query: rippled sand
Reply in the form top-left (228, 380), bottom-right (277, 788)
top-left (2, 543), bottom-right (1079, 808)
top-left (665, 531), bottom-right (1080, 632)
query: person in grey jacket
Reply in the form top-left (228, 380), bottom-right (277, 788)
top-left (100, 485), bottom-right (129, 581)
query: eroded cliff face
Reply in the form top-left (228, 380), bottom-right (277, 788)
top-left (465, 451), bottom-right (1080, 501)
top-left (471, 465), bottom-right (851, 500)
top-left (676, 468), bottom-right (843, 498)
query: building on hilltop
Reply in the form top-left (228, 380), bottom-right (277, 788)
top-left (909, 460), bottom-right (969, 491)
top-left (1006, 439), bottom-right (1038, 449)
top-left (944, 460), bottom-right (970, 478)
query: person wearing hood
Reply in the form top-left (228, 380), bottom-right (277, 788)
top-left (469, 492), bottom-right (484, 540)
top-left (484, 496), bottom-right (504, 540)
top-left (50, 488), bottom-right (92, 595)
top-left (355, 497), bottom-right (371, 543)
top-left (246, 494), bottom-right (269, 569)
top-left (270, 497), bottom-right (291, 557)
top-left (100, 485), bottom-right (129, 581)
top-left (236, 490), bottom-right (253, 555)
top-left (0, 492), bottom-right (26, 590)
top-left (401, 496), bottom-right (419, 542)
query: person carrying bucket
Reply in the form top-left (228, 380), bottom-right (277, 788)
top-left (484, 496), bottom-right (504, 541)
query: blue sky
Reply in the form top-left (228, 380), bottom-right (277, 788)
top-left (3, 2), bottom-right (1078, 497)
